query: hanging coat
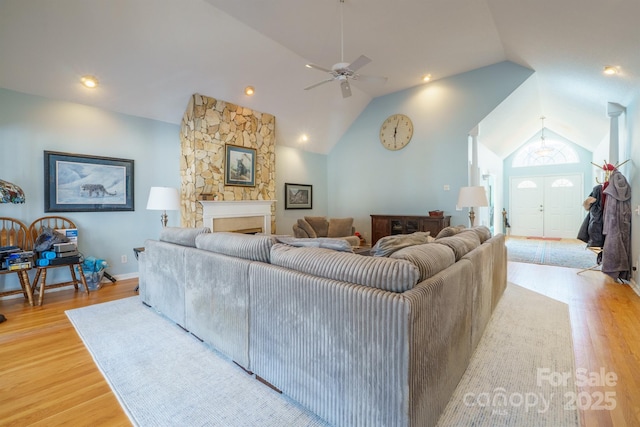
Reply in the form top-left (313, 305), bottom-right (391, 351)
top-left (602, 170), bottom-right (632, 280)
top-left (577, 184), bottom-right (604, 247)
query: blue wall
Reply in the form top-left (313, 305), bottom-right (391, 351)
top-left (0, 88), bottom-right (180, 292)
top-left (327, 61), bottom-right (533, 240)
top-left (275, 145), bottom-right (328, 235)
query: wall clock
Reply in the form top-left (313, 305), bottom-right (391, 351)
top-left (379, 114), bottom-right (414, 151)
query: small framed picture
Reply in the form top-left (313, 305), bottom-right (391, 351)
top-left (285, 183), bottom-right (312, 209)
top-left (225, 144), bottom-right (256, 187)
top-left (44, 151), bottom-right (134, 212)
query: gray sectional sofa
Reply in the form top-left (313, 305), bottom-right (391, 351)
top-left (138, 226), bottom-right (507, 427)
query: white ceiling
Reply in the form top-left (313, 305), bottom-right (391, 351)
top-left (1, 0), bottom-right (638, 157)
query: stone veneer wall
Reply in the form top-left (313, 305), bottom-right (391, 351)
top-left (180, 94), bottom-right (276, 230)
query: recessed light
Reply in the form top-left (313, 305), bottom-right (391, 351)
top-left (300, 134), bottom-right (309, 143)
top-left (80, 75), bottom-right (99, 88)
top-left (422, 74), bottom-right (432, 82)
top-left (245, 86), bottom-right (255, 96)
top-left (603, 66), bottom-right (619, 75)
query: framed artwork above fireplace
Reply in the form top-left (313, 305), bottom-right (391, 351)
top-left (225, 144), bottom-right (256, 187)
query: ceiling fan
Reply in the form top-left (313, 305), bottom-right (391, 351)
top-left (304, 0), bottom-right (387, 98)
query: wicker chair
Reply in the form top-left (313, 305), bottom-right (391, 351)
top-left (0, 217), bottom-right (35, 306)
top-left (28, 216), bottom-right (89, 306)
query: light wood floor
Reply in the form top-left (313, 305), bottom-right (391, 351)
top-left (1, 265), bottom-right (639, 426)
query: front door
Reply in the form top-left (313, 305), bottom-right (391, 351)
top-left (510, 174), bottom-right (584, 238)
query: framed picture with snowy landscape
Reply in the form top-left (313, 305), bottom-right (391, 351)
top-left (44, 151), bottom-right (134, 212)
top-left (285, 183), bottom-right (312, 209)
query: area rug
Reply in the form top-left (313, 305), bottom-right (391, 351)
top-left (506, 237), bottom-right (597, 269)
top-left (436, 284), bottom-right (579, 426)
top-left (66, 284), bottom-right (579, 427)
top-left (66, 297), bottom-right (330, 427)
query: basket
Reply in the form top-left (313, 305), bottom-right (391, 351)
top-left (84, 270), bottom-right (105, 291)
top-left (429, 210), bottom-right (444, 218)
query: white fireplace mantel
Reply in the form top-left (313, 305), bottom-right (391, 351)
top-left (199, 200), bottom-right (276, 234)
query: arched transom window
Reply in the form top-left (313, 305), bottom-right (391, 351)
top-left (512, 139), bottom-right (579, 167)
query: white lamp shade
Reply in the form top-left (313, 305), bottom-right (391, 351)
top-left (457, 186), bottom-right (488, 208)
top-left (146, 187), bottom-right (180, 211)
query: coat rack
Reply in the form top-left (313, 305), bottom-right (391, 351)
top-left (591, 159), bottom-right (629, 184)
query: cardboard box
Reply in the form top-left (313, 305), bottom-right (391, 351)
top-left (55, 228), bottom-right (78, 245)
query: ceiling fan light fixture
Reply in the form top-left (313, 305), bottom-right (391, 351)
top-left (244, 86), bottom-right (255, 96)
top-left (603, 65), bottom-right (619, 75)
top-left (302, 0), bottom-right (386, 98)
top-left (80, 75), bottom-right (99, 89)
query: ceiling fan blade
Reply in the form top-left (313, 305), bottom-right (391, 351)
top-left (304, 78), bottom-right (335, 91)
top-left (305, 63), bottom-right (333, 73)
top-left (354, 74), bottom-right (388, 85)
top-left (340, 79), bottom-right (352, 98)
top-left (348, 55), bottom-right (371, 72)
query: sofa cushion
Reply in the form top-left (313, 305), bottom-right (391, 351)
top-left (159, 227), bottom-right (211, 247)
top-left (390, 243), bottom-right (456, 281)
top-left (371, 232), bottom-right (434, 257)
top-left (195, 232), bottom-right (274, 263)
top-left (327, 217), bottom-right (354, 238)
top-left (435, 225), bottom-right (466, 239)
top-left (304, 216), bottom-right (329, 237)
top-left (434, 231), bottom-right (481, 260)
top-left (467, 226), bottom-right (492, 243)
top-left (271, 243), bottom-right (420, 292)
top-left (296, 219), bottom-right (317, 238)
top-left (275, 236), bottom-right (353, 252)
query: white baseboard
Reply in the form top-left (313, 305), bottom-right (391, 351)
top-left (629, 278), bottom-right (640, 297)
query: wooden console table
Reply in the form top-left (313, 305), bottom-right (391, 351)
top-left (370, 214), bottom-right (451, 245)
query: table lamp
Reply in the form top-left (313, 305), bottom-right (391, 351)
top-left (457, 186), bottom-right (488, 227)
top-left (146, 187), bottom-right (180, 227)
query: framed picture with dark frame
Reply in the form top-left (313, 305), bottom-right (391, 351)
top-left (44, 151), bottom-right (134, 212)
top-left (225, 144), bottom-right (256, 187)
top-left (285, 183), bottom-right (313, 209)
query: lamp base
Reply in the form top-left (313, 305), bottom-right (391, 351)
top-left (161, 211), bottom-right (168, 227)
top-left (468, 207), bottom-right (476, 227)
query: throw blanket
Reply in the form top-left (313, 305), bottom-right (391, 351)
top-left (602, 170), bottom-right (632, 280)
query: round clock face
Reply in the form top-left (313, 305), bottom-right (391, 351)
top-left (379, 114), bottom-right (414, 150)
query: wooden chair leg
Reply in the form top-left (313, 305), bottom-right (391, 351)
top-left (76, 264), bottom-right (90, 293)
top-left (69, 265), bottom-right (79, 290)
top-left (37, 268), bottom-right (47, 306)
top-left (18, 270), bottom-right (34, 306)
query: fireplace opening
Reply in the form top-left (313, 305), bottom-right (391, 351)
top-left (233, 227), bottom-right (263, 235)
top-left (212, 216), bottom-right (263, 234)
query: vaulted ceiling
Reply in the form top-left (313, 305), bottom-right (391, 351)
top-left (1, 0), bottom-right (638, 157)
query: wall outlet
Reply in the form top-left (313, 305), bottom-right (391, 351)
top-left (121, 255), bottom-right (128, 264)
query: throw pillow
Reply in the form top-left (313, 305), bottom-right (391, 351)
top-left (275, 236), bottom-right (353, 252)
top-left (390, 243), bottom-right (456, 281)
top-left (327, 217), bottom-right (354, 237)
top-left (304, 216), bottom-right (329, 237)
top-left (467, 225), bottom-right (492, 243)
top-left (296, 219), bottom-right (317, 238)
top-left (435, 225), bottom-right (466, 239)
top-left (371, 232), bottom-right (433, 257)
top-left (433, 231), bottom-right (481, 260)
